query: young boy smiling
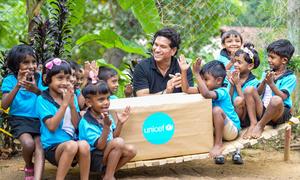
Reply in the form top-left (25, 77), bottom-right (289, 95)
top-left (244, 39), bottom-right (297, 138)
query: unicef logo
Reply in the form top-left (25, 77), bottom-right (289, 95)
top-left (142, 112), bottom-right (175, 145)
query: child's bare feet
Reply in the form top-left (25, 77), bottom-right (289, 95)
top-left (209, 144), bottom-right (224, 158)
top-left (251, 124), bottom-right (264, 139)
top-left (242, 126), bottom-right (255, 139)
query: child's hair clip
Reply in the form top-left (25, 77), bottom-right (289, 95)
top-left (45, 58), bottom-right (62, 70)
top-left (242, 47), bottom-right (254, 63)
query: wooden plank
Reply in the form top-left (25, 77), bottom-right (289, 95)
top-left (166, 157), bottom-right (176, 164)
top-left (120, 119), bottom-right (295, 169)
top-left (183, 155), bottom-right (193, 162)
top-left (175, 156), bottom-right (184, 163)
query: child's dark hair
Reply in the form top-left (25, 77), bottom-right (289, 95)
top-left (42, 58), bottom-right (71, 86)
top-left (235, 43), bottom-right (260, 69)
top-left (6, 44), bottom-right (37, 75)
top-left (82, 80), bottom-right (110, 98)
top-left (98, 66), bottom-right (118, 82)
top-left (69, 60), bottom-right (81, 71)
top-left (221, 30), bottom-right (243, 44)
top-left (152, 27), bottom-right (181, 55)
top-left (200, 60), bottom-right (226, 82)
top-left (267, 39), bottom-right (295, 60)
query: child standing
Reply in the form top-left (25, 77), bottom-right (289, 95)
top-left (219, 30), bottom-right (243, 71)
top-left (244, 39), bottom-right (297, 138)
top-left (227, 43), bottom-right (260, 139)
top-left (179, 58), bottom-right (240, 162)
top-left (1, 44), bottom-right (44, 179)
top-left (36, 58), bottom-right (90, 180)
top-left (79, 81), bottom-right (136, 180)
top-left (98, 66), bottom-right (119, 99)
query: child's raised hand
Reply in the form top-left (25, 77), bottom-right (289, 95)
top-left (265, 71), bottom-right (275, 85)
top-left (231, 70), bottom-right (240, 85)
top-left (62, 86), bottom-right (73, 106)
top-left (178, 54), bottom-right (191, 71)
top-left (19, 72), bottom-right (39, 93)
top-left (17, 69), bottom-right (29, 85)
top-left (124, 84), bottom-right (133, 97)
top-left (102, 112), bottom-right (112, 127)
top-left (192, 58), bottom-right (202, 75)
top-left (116, 106), bottom-right (130, 125)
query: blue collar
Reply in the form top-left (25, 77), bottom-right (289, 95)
top-left (41, 89), bottom-right (60, 108)
top-left (84, 109), bottom-right (103, 127)
top-left (274, 70), bottom-right (294, 83)
top-left (242, 72), bottom-right (256, 87)
top-left (220, 48), bottom-right (230, 59)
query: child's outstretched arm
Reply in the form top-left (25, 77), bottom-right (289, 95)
top-left (193, 60), bottom-right (217, 99)
top-left (95, 112), bottom-right (111, 150)
top-left (44, 89), bottom-right (73, 131)
top-left (113, 106), bottom-right (130, 137)
top-left (177, 55), bottom-right (198, 94)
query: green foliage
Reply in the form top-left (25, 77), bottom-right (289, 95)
top-left (117, 0), bottom-right (162, 34)
top-left (159, 0), bottom-right (245, 58)
top-left (76, 30), bottom-right (149, 57)
top-left (288, 55), bottom-right (300, 73)
top-left (0, 1), bottom-right (27, 51)
top-left (232, 0), bottom-right (287, 27)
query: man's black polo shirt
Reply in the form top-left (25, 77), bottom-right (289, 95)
top-left (133, 56), bottom-right (194, 94)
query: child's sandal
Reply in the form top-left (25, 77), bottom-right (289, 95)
top-left (232, 151), bottom-right (243, 164)
top-left (24, 167), bottom-right (34, 180)
top-left (214, 155), bottom-right (225, 164)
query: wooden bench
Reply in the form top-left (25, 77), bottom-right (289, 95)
top-left (109, 93), bottom-right (299, 169)
top-left (120, 117), bottom-right (298, 169)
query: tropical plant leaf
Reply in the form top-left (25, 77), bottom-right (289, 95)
top-left (131, 0), bottom-right (162, 34)
top-left (116, 0), bottom-right (135, 10)
top-left (117, 0), bottom-right (161, 34)
top-left (76, 30), bottom-right (148, 57)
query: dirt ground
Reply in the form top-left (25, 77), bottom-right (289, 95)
top-left (0, 148), bottom-right (299, 180)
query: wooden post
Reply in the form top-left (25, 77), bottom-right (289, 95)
top-left (284, 125), bottom-right (292, 161)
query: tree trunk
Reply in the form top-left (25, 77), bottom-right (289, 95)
top-left (103, 48), bottom-right (126, 67)
top-left (26, 0), bottom-right (44, 41)
top-left (287, 0), bottom-right (300, 55)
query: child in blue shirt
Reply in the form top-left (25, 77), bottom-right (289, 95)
top-left (1, 44), bottom-right (44, 179)
top-left (79, 81), bottom-right (136, 180)
top-left (179, 58), bottom-right (240, 162)
top-left (98, 66), bottom-right (120, 99)
top-left (218, 30), bottom-right (243, 71)
top-left (244, 39), bottom-right (297, 139)
top-left (36, 58), bottom-right (90, 180)
top-left (227, 43), bottom-right (260, 139)
top-left (69, 60), bottom-right (85, 110)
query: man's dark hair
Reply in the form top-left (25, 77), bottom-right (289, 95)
top-left (200, 60), bottom-right (226, 82)
top-left (152, 27), bottom-right (181, 55)
top-left (267, 39), bottom-right (295, 60)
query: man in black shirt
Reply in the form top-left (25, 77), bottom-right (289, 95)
top-left (133, 28), bottom-right (193, 96)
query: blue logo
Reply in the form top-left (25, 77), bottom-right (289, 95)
top-left (142, 112), bottom-right (175, 145)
